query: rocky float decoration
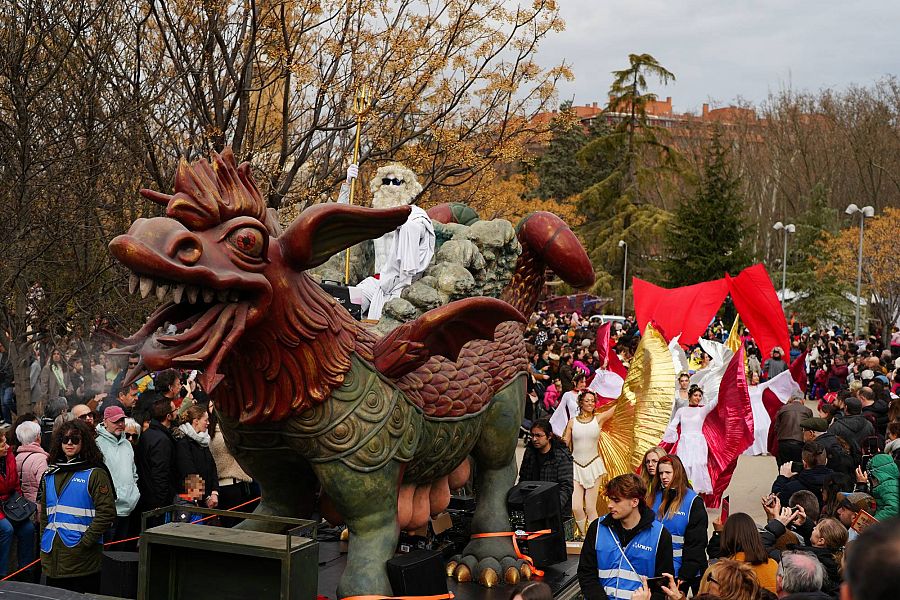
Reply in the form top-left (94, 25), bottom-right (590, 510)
top-left (109, 149), bottom-right (594, 596)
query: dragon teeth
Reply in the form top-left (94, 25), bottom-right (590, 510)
top-left (217, 290), bottom-right (229, 303)
top-left (139, 277), bottom-right (154, 299)
top-left (172, 284), bottom-right (185, 304)
top-left (156, 283), bottom-right (169, 301)
top-left (202, 288), bottom-right (215, 303)
top-left (128, 273), bottom-right (139, 295)
top-left (186, 286), bottom-right (199, 304)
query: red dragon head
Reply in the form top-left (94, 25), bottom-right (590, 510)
top-left (109, 149), bottom-right (409, 421)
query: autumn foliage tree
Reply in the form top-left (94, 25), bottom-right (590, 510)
top-left (815, 208), bottom-right (900, 343)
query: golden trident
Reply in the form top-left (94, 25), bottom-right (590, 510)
top-left (344, 83), bottom-right (373, 284)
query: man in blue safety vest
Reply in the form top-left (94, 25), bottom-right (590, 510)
top-left (577, 473), bottom-right (674, 600)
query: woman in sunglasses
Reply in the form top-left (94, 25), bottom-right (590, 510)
top-left (37, 419), bottom-right (116, 593)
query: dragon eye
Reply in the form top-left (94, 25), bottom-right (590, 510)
top-left (228, 227), bottom-right (265, 258)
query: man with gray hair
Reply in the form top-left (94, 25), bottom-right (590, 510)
top-left (776, 551), bottom-right (829, 599)
top-left (773, 392), bottom-right (813, 467)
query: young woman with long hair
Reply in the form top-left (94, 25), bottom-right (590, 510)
top-left (640, 446), bottom-right (667, 492)
top-left (38, 419), bottom-right (116, 593)
top-left (562, 390), bottom-right (614, 538)
top-left (647, 455), bottom-right (708, 594)
top-left (707, 512), bottom-right (778, 593)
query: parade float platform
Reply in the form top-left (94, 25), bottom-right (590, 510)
top-left (315, 540), bottom-right (582, 600)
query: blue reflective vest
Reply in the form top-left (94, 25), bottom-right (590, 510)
top-left (41, 469), bottom-right (98, 552)
top-left (652, 489), bottom-right (699, 576)
top-left (595, 518), bottom-right (663, 600)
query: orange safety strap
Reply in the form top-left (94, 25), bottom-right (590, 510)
top-left (343, 594), bottom-right (454, 600)
top-left (469, 529), bottom-right (551, 577)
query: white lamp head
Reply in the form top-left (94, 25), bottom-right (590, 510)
top-left (845, 203), bottom-right (859, 215)
top-left (785, 224), bottom-right (796, 233)
top-left (862, 206), bottom-right (875, 218)
top-left (618, 240), bottom-right (626, 248)
top-left (773, 221), bottom-right (784, 231)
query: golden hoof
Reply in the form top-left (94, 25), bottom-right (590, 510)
top-left (455, 564), bottom-right (472, 582)
top-left (445, 561), bottom-right (458, 577)
top-left (479, 568), bottom-right (499, 588)
top-left (521, 563), bottom-right (533, 580)
top-left (504, 566), bottom-right (520, 585)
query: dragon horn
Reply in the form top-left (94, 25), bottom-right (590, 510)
top-left (140, 188), bottom-right (172, 206)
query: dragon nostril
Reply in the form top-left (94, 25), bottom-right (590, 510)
top-left (171, 235), bottom-right (202, 265)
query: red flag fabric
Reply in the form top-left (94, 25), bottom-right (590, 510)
top-left (633, 277), bottom-right (729, 345)
top-left (761, 352), bottom-right (809, 454)
top-left (595, 322), bottom-right (612, 367)
top-left (726, 264), bottom-right (790, 363)
top-left (702, 346), bottom-right (753, 507)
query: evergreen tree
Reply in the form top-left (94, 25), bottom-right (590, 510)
top-left (662, 130), bottom-right (748, 286)
top-left (577, 53), bottom-right (679, 299)
top-left (786, 184), bottom-right (852, 322)
top-left (532, 101), bottom-right (590, 200)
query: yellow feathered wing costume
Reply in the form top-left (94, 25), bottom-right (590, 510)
top-left (596, 323), bottom-right (676, 508)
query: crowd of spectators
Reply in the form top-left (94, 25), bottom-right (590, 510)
top-left (0, 345), bottom-right (256, 593)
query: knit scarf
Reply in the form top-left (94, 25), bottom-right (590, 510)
top-left (178, 422), bottom-right (211, 447)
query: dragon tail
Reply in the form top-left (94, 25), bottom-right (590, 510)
top-left (500, 212), bottom-right (594, 316)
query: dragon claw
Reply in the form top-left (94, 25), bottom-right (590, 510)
top-left (454, 564), bottom-right (472, 582)
top-left (445, 560), bottom-right (458, 577)
top-left (478, 567), bottom-right (499, 588)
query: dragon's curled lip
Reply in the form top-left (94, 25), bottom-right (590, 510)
top-left (117, 272), bottom-right (254, 393)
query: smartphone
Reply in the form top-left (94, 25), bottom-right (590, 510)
top-left (790, 461), bottom-right (804, 473)
top-left (188, 370), bottom-right (198, 383)
top-left (646, 577), bottom-right (666, 593)
top-left (720, 496), bottom-right (730, 524)
top-left (861, 455), bottom-right (874, 469)
top-left (765, 494), bottom-right (777, 507)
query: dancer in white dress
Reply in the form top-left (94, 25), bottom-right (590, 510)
top-left (562, 390), bottom-right (615, 538)
top-left (662, 384), bottom-right (717, 494)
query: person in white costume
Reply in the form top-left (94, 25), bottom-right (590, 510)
top-left (341, 163), bottom-right (435, 320)
top-left (662, 384), bottom-right (717, 494)
top-left (549, 371), bottom-right (586, 437)
top-left (561, 390), bottom-right (615, 538)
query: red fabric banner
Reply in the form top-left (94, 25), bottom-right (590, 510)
top-left (595, 322), bottom-right (612, 367)
top-left (702, 346), bottom-right (753, 507)
top-left (633, 277), bottom-right (729, 345)
top-left (726, 264), bottom-right (791, 363)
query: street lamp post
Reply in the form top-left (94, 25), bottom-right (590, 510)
top-left (845, 204), bottom-right (875, 338)
top-left (618, 240), bottom-right (628, 316)
top-left (772, 221), bottom-right (795, 310)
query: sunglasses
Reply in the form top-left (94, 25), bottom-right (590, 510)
top-left (62, 435), bottom-right (82, 445)
top-left (78, 414), bottom-right (93, 421)
top-left (381, 177), bottom-right (404, 186)
top-left (125, 433), bottom-right (138, 440)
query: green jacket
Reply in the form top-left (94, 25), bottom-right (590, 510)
top-left (868, 454), bottom-right (899, 521)
top-left (38, 462), bottom-right (117, 579)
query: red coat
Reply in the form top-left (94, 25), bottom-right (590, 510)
top-left (0, 450), bottom-right (22, 519)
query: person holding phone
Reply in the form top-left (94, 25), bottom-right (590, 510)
top-left (646, 456), bottom-right (708, 595)
top-left (577, 474), bottom-right (674, 600)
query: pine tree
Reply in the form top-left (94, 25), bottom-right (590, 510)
top-left (532, 102), bottom-right (590, 200)
top-left (662, 130), bottom-right (748, 286)
top-left (577, 53), bottom-right (679, 298)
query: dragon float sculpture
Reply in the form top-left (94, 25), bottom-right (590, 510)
top-left (109, 149), bottom-right (594, 596)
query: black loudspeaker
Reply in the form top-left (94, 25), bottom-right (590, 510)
top-left (507, 481), bottom-right (567, 567)
top-left (318, 281), bottom-right (362, 320)
top-left (386, 549), bottom-right (448, 596)
top-left (100, 551), bottom-right (139, 599)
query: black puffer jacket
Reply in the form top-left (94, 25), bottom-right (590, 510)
top-left (518, 438), bottom-right (573, 517)
top-left (136, 419), bottom-right (178, 510)
top-left (863, 398), bottom-right (889, 436)
top-left (173, 427), bottom-right (219, 498)
top-left (828, 415), bottom-right (874, 449)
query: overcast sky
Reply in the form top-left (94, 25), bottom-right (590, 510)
top-left (535, 0), bottom-right (900, 114)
